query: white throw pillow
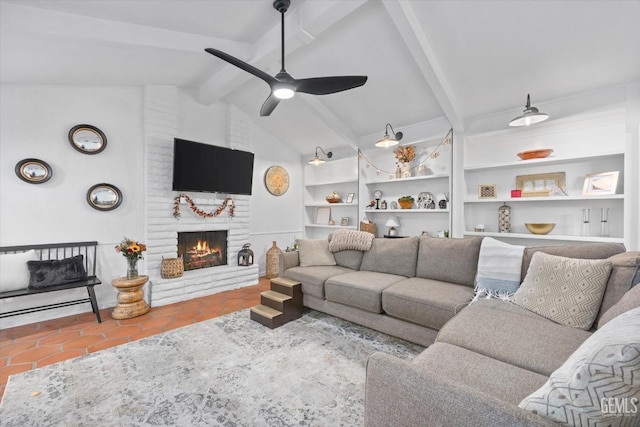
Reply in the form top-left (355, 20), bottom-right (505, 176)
top-left (519, 307), bottom-right (640, 426)
top-left (0, 249), bottom-right (37, 292)
top-left (513, 252), bottom-right (612, 330)
top-left (296, 239), bottom-right (336, 267)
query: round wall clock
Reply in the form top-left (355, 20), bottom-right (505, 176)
top-left (264, 165), bottom-right (290, 196)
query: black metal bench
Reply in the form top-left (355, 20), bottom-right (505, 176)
top-left (0, 241), bottom-right (102, 323)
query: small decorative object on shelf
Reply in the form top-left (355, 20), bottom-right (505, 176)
top-left (498, 203), bottom-right (511, 233)
top-left (380, 200), bottom-right (387, 210)
top-left (599, 208), bottom-right (610, 237)
top-left (417, 192), bottom-right (435, 209)
top-left (517, 149), bottom-right (553, 160)
top-left (238, 243), bottom-right (255, 267)
top-left (394, 145), bottom-right (416, 178)
top-left (345, 192), bottom-right (355, 203)
top-left (398, 195), bottom-right (414, 209)
top-left (525, 223), bottom-right (555, 235)
top-left (516, 172), bottom-right (566, 197)
top-left (581, 208), bottom-right (591, 236)
top-left (478, 184), bottom-right (497, 199)
top-left (340, 217), bottom-right (350, 226)
top-left (115, 237), bottom-right (146, 280)
top-left (582, 171), bottom-right (619, 196)
top-left (160, 256), bottom-right (184, 279)
top-left (511, 189), bottom-right (522, 198)
top-left (475, 224), bottom-right (485, 232)
top-left (416, 164), bottom-right (432, 176)
top-left (326, 191), bottom-right (341, 203)
top-left (265, 242), bottom-right (280, 278)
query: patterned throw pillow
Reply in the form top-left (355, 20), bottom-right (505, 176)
top-left (513, 252), bottom-right (612, 330)
top-left (519, 307), bottom-right (640, 426)
top-left (296, 239), bottom-right (336, 267)
top-left (328, 229), bottom-right (374, 252)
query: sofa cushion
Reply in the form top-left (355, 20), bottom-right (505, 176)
top-left (597, 251), bottom-right (640, 323)
top-left (325, 271), bottom-right (406, 313)
top-left (296, 239), bottom-right (336, 267)
top-left (513, 252), bottom-right (612, 330)
top-left (436, 299), bottom-right (592, 376)
top-left (0, 249), bottom-right (37, 292)
top-left (333, 250), bottom-right (364, 271)
top-left (519, 307), bottom-right (640, 425)
top-left (413, 342), bottom-right (549, 406)
top-left (382, 278), bottom-right (474, 330)
top-left (598, 283), bottom-right (640, 328)
top-left (520, 242), bottom-right (625, 281)
top-left (416, 236), bottom-right (482, 287)
top-left (283, 265), bottom-right (354, 299)
top-left (360, 237), bottom-right (419, 277)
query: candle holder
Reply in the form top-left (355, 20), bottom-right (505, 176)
top-left (580, 208), bottom-right (591, 237)
top-left (600, 208), bottom-right (610, 237)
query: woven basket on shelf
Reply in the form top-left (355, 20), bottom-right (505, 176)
top-left (161, 256), bottom-right (184, 279)
top-left (360, 221), bottom-right (377, 235)
top-left (265, 241), bottom-right (282, 279)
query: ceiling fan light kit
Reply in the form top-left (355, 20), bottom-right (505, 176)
top-left (509, 94), bottom-right (549, 127)
top-left (205, 0), bottom-right (367, 116)
top-left (375, 123), bottom-right (403, 148)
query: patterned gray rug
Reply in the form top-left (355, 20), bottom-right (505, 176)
top-left (0, 309), bottom-right (423, 426)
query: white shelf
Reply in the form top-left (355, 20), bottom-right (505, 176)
top-left (365, 209), bottom-right (449, 214)
top-left (305, 224), bottom-right (357, 229)
top-left (464, 194), bottom-right (625, 203)
top-left (463, 231), bottom-right (624, 244)
top-left (304, 202), bottom-right (358, 207)
top-left (464, 151), bottom-right (624, 172)
top-left (304, 178), bottom-right (358, 187)
top-left (364, 173), bottom-right (449, 185)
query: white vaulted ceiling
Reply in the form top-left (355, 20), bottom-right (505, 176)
top-left (1, 0), bottom-right (639, 154)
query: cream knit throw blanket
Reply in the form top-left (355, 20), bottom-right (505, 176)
top-left (328, 229), bottom-right (374, 252)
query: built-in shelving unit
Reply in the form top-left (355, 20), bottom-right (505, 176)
top-left (462, 109), bottom-right (627, 246)
top-left (359, 137), bottom-right (452, 237)
top-left (304, 157), bottom-right (359, 239)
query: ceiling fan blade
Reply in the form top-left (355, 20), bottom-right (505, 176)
top-left (260, 94), bottom-right (281, 117)
top-left (295, 76), bottom-right (368, 95)
top-left (205, 48), bottom-right (277, 86)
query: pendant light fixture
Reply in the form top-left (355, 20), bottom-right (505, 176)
top-left (308, 146), bottom-right (333, 165)
top-left (375, 123), bottom-right (403, 148)
top-left (509, 94), bottom-right (549, 127)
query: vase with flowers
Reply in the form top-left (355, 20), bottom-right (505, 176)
top-left (115, 237), bottom-right (147, 279)
top-left (394, 145), bottom-right (416, 178)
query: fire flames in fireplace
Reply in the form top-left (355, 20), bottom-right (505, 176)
top-left (178, 231), bottom-right (227, 271)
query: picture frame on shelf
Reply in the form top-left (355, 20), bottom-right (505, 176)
top-left (582, 171), bottom-right (619, 196)
top-left (516, 172), bottom-right (566, 197)
top-left (340, 217), bottom-right (350, 226)
top-left (346, 192), bottom-right (355, 203)
top-left (478, 184), bottom-right (497, 199)
top-left (316, 207), bottom-right (331, 224)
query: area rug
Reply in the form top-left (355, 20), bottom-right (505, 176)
top-left (0, 309), bottom-right (423, 426)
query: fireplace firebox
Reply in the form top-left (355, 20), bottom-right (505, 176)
top-left (177, 231), bottom-right (228, 271)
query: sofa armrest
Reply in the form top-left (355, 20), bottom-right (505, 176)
top-left (364, 352), bottom-right (556, 427)
top-left (278, 251), bottom-right (300, 277)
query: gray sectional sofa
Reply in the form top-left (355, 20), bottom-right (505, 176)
top-left (278, 235), bottom-right (640, 426)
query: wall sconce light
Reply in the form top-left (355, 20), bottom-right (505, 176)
top-left (509, 94), bottom-right (549, 127)
top-left (375, 123), bottom-right (403, 148)
top-left (308, 146), bottom-right (333, 165)
top-left (385, 216), bottom-right (400, 236)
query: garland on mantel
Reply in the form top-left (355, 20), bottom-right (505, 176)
top-left (173, 194), bottom-right (235, 218)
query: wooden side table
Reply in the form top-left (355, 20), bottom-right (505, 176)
top-left (111, 275), bottom-right (150, 319)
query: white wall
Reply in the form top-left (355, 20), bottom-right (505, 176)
top-left (0, 85), bottom-right (145, 327)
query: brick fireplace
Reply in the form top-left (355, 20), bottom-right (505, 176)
top-left (143, 87), bottom-right (259, 306)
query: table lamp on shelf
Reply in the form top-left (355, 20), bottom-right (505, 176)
top-left (385, 216), bottom-right (400, 236)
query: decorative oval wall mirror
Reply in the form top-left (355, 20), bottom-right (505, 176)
top-left (15, 158), bottom-right (53, 184)
top-left (86, 183), bottom-right (122, 211)
top-left (68, 124), bottom-right (107, 154)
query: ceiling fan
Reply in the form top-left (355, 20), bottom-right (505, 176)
top-left (205, 0), bottom-right (367, 116)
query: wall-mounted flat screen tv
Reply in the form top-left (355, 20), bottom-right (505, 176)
top-left (172, 138), bottom-right (254, 195)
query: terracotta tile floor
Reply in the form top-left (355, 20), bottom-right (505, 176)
top-left (0, 277), bottom-right (271, 401)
